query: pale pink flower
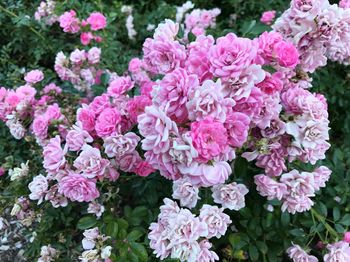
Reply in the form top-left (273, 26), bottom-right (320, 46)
top-left (199, 204), bottom-right (231, 238)
top-left (145, 151), bottom-right (181, 180)
top-left (58, 172), bottom-right (100, 202)
top-left (87, 47), bottom-right (101, 64)
top-left (28, 175), bottom-right (48, 204)
top-left (44, 185), bottom-right (68, 208)
top-left (95, 107), bottom-right (121, 137)
top-left (32, 115), bottom-right (49, 140)
top-left (186, 79), bottom-right (234, 123)
top-left (260, 10), bottom-right (276, 25)
top-left (70, 49), bottom-right (86, 64)
top-left (254, 174), bottom-right (287, 200)
top-left (184, 161), bottom-right (231, 187)
top-left (87, 202), bottom-right (105, 218)
top-left (128, 58), bottom-right (142, 73)
top-left (212, 182), bottom-right (249, 210)
top-left (138, 105), bottom-right (179, 154)
top-left (66, 122), bottom-right (93, 151)
top-left (172, 178), bottom-right (200, 208)
top-left (46, 104), bottom-right (62, 120)
top-left (153, 19), bottom-right (179, 40)
top-left (209, 33), bottom-right (257, 80)
top-left (256, 31), bottom-right (283, 64)
top-left (313, 166), bottom-right (331, 190)
top-left (82, 227), bottom-right (100, 250)
top-left (74, 145), bottom-right (109, 178)
top-left (142, 37), bottom-right (186, 75)
top-left (190, 117), bottom-right (228, 161)
top-left (103, 132), bottom-right (140, 158)
top-left (196, 240), bottom-right (219, 262)
top-left (24, 69), bottom-right (44, 84)
top-left (38, 245), bottom-right (58, 262)
top-left (234, 86), bottom-right (263, 118)
top-left (90, 94), bottom-right (110, 115)
top-left (43, 135), bottom-right (67, 173)
top-left (324, 241), bottom-right (350, 262)
top-left (86, 12), bottom-right (107, 31)
top-left (287, 244), bottom-right (318, 262)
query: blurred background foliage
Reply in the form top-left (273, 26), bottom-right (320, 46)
top-left (1, 0), bottom-right (350, 261)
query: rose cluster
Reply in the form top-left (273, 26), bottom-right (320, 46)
top-left (59, 10), bottom-right (106, 45)
top-left (34, 0), bottom-right (58, 25)
top-left (273, 0), bottom-right (350, 72)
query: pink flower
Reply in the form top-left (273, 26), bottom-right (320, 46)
top-left (344, 232), bottom-right (350, 243)
top-left (126, 95), bottom-right (152, 124)
top-left (324, 241), bottom-right (350, 262)
top-left (95, 107), bottom-right (121, 137)
top-left (103, 132), bottom-right (140, 158)
top-left (274, 41), bottom-right (299, 68)
top-left (66, 122), bottom-right (93, 151)
top-left (156, 68), bottom-right (199, 123)
top-left (190, 117), bottom-right (228, 161)
top-left (172, 178), bottom-right (200, 208)
top-left (87, 47), bottom-right (101, 64)
top-left (28, 175), bottom-right (48, 204)
top-left (257, 73), bottom-right (283, 95)
top-left (313, 166), bottom-right (331, 191)
top-left (224, 112), bottom-right (250, 148)
top-left (74, 145), bottom-right (109, 179)
top-left (256, 31), bottom-right (283, 64)
top-left (80, 32), bottom-right (93, 45)
top-left (196, 240), bottom-right (219, 262)
top-left (184, 161), bottom-right (232, 187)
top-left (199, 204), bottom-right (231, 238)
top-left (0, 167), bottom-right (5, 177)
top-left (260, 10), bottom-right (276, 25)
top-left (145, 151), bottom-right (181, 181)
top-left (70, 49), bottom-right (86, 64)
top-left (43, 136), bottom-right (67, 173)
top-left (46, 104), bottom-right (62, 120)
top-left (153, 19), bottom-right (179, 40)
top-left (32, 115), bottom-right (49, 140)
top-left (287, 244), bottom-right (318, 262)
top-left (105, 166), bottom-right (120, 182)
top-left (135, 161), bottom-right (155, 177)
top-left (90, 94), bottom-right (110, 115)
top-left (254, 175), bottom-right (287, 200)
top-left (138, 105), bottom-right (179, 154)
top-left (58, 172), bottom-right (100, 202)
top-left (340, 0), bottom-right (350, 8)
top-left (77, 105), bottom-right (96, 132)
top-left (212, 182), bottom-right (249, 210)
top-left (43, 83), bottom-right (62, 95)
top-left (24, 70), bottom-right (44, 84)
top-left (59, 10), bottom-right (80, 33)
top-left (234, 87), bottom-right (263, 118)
top-left (185, 35), bottom-right (215, 83)
top-left (255, 142), bottom-right (287, 177)
top-left (186, 79), bottom-right (234, 123)
top-left (86, 12), bottom-right (107, 31)
top-left (107, 76), bottom-right (134, 97)
top-left (128, 58), bottom-right (142, 73)
top-left (142, 37), bottom-right (186, 75)
top-left (209, 33), bottom-right (257, 80)
top-left (118, 152), bottom-right (142, 172)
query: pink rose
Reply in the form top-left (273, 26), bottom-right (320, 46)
top-left (77, 105), bottom-right (96, 132)
top-left (199, 204), bottom-right (231, 238)
top-left (126, 95), bottom-right (152, 124)
top-left (107, 76), bottom-right (134, 97)
top-left (224, 112), bottom-right (250, 148)
top-left (46, 104), bottom-right (62, 120)
top-left (24, 70), bottom-right (44, 84)
top-left (28, 175), bottom-right (48, 204)
top-left (172, 178), bottom-right (200, 208)
top-left (344, 232), bottom-right (350, 243)
top-left (32, 115), bottom-right (49, 140)
top-left (74, 145), bottom-right (109, 178)
top-left (103, 132), bottom-right (140, 158)
top-left (80, 32), bottom-right (93, 45)
top-left (340, 0), bottom-right (350, 8)
top-left (190, 117), bottom-right (228, 161)
top-left (87, 47), bottom-right (101, 64)
top-left (212, 182), bottom-right (249, 210)
top-left (209, 33), bottom-right (257, 80)
top-left (95, 107), bottom-right (121, 137)
top-left (118, 152), bottom-right (142, 172)
top-left (274, 41), bottom-right (299, 68)
top-left (135, 161), bottom-right (155, 177)
top-left (58, 172), bottom-right (100, 202)
top-left (43, 136), bottom-right (67, 173)
top-left (260, 10), bottom-right (276, 25)
top-left (90, 94), bottom-right (110, 115)
top-left (128, 58), bottom-right (142, 73)
top-left (86, 12), bottom-right (107, 31)
top-left (66, 122), bottom-right (93, 151)
top-left (257, 72), bottom-right (283, 95)
top-left (254, 174), bottom-right (287, 200)
top-left (59, 10), bottom-right (80, 33)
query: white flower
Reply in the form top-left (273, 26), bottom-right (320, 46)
top-left (28, 174), bottom-right (48, 204)
top-left (101, 246), bottom-right (112, 259)
top-left (79, 249), bottom-right (99, 262)
top-left (10, 203), bottom-right (21, 216)
top-left (9, 161), bottom-right (29, 181)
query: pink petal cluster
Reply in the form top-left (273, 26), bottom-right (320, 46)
top-left (324, 241), bottom-right (350, 262)
top-left (211, 182), bottom-right (249, 210)
top-left (260, 10), bottom-right (276, 25)
top-left (287, 244), bottom-right (318, 262)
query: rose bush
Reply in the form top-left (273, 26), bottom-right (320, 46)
top-left (1, 0), bottom-right (350, 262)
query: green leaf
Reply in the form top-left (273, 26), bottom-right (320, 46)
top-left (333, 207), bottom-right (341, 221)
top-left (127, 230), bottom-right (144, 242)
top-left (100, 73), bottom-right (110, 86)
top-left (130, 242), bottom-right (148, 262)
top-left (91, 84), bottom-right (105, 96)
top-left (256, 241), bottom-right (268, 254)
top-left (281, 212), bottom-right (290, 227)
top-left (117, 218), bottom-right (129, 230)
top-left (289, 228), bottom-right (305, 237)
top-left (339, 214), bottom-right (350, 226)
top-left (77, 216), bottom-right (97, 230)
top-left (106, 221), bottom-right (119, 238)
top-left (249, 245), bottom-right (259, 261)
top-left (335, 223), bottom-right (346, 233)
